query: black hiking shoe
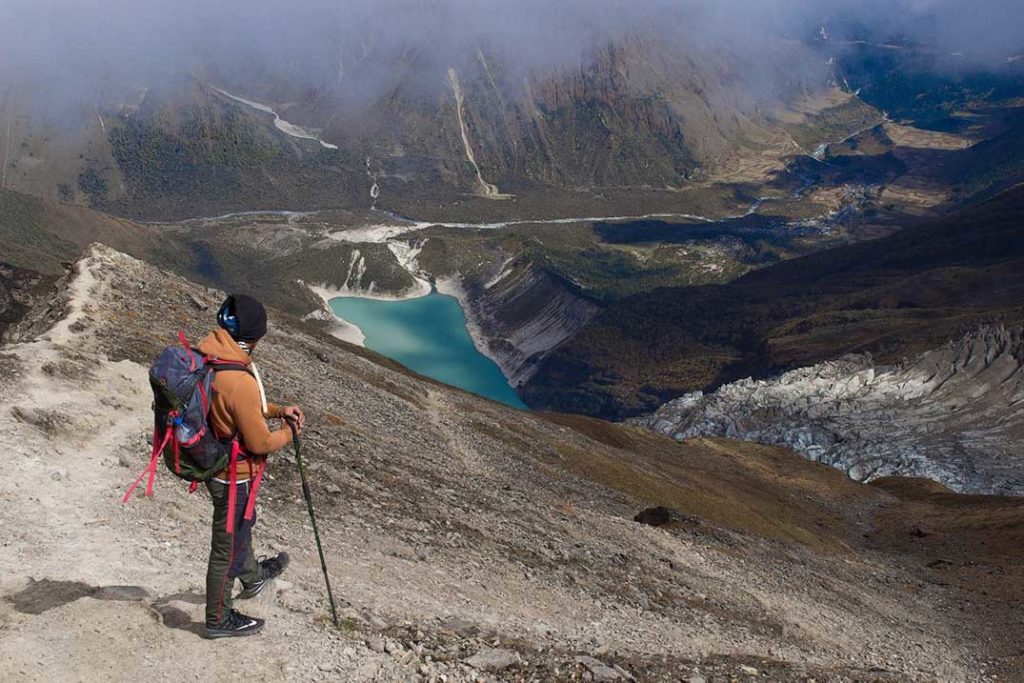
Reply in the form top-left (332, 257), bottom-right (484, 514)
top-left (203, 609), bottom-right (265, 639)
top-left (236, 551), bottom-right (290, 600)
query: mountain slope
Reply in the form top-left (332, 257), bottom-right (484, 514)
top-left (1, 244), bottom-right (1022, 680)
top-left (0, 31), bottom-right (825, 220)
top-left (0, 188), bottom-right (179, 274)
top-left (523, 184), bottom-right (1024, 418)
top-left (0, 261), bottom-right (44, 340)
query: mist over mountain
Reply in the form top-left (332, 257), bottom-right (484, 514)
top-left (3, 0), bottom-right (1022, 119)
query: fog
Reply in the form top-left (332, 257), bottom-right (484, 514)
top-left (1, 0), bottom-right (1021, 115)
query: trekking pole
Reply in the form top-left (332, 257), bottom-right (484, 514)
top-left (286, 418), bottom-right (340, 627)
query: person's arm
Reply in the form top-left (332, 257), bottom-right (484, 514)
top-left (228, 378), bottom-right (291, 455)
top-left (264, 403), bottom-right (285, 419)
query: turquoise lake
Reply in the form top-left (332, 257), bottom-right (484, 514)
top-left (329, 293), bottom-right (528, 409)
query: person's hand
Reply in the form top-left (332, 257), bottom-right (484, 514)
top-left (281, 406), bottom-right (305, 434)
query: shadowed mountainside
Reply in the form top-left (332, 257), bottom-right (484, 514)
top-left (0, 32), bottom-right (827, 220)
top-left (523, 184), bottom-right (1024, 419)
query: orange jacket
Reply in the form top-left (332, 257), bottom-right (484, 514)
top-left (196, 329), bottom-right (290, 478)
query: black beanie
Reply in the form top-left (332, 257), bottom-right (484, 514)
top-left (218, 294), bottom-right (268, 342)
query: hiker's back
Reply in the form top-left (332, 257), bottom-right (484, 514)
top-left (206, 360), bottom-right (256, 438)
top-left (195, 328), bottom-right (290, 458)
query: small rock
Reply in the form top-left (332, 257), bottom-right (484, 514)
top-left (187, 294), bottom-right (209, 311)
top-left (317, 353), bottom-right (331, 363)
top-left (613, 664), bottom-right (635, 681)
top-left (367, 637), bottom-right (386, 653)
top-left (686, 676), bottom-right (707, 683)
top-left (464, 648), bottom-right (521, 672)
top-left (739, 664), bottom-right (759, 676)
top-left (575, 656), bottom-right (627, 682)
top-left (384, 640), bottom-right (403, 655)
top-left (51, 471), bottom-right (62, 481)
top-left (441, 617), bottom-right (479, 638)
top-left (633, 506), bottom-right (697, 527)
top-left (93, 585), bottom-right (153, 601)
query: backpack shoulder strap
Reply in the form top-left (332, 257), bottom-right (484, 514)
top-left (206, 359), bottom-right (252, 375)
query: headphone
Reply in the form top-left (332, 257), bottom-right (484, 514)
top-left (217, 299), bottom-right (240, 338)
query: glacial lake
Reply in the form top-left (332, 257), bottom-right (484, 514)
top-left (329, 293), bottom-right (528, 409)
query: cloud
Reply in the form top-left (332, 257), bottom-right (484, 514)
top-left (0, 0), bottom-right (1020, 118)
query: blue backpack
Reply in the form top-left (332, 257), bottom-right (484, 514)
top-left (123, 332), bottom-right (251, 501)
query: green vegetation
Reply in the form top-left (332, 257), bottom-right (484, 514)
top-left (108, 107), bottom-right (279, 202)
top-left (786, 98), bottom-right (881, 151)
top-left (76, 168), bottom-right (108, 202)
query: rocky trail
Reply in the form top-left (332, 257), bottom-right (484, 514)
top-left (0, 245), bottom-right (1021, 681)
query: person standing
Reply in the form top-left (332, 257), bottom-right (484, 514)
top-left (196, 294), bottom-right (305, 639)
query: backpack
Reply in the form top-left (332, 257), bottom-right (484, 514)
top-left (122, 331), bottom-right (267, 533)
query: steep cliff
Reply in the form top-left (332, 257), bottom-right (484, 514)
top-left (443, 257), bottom-right (601, 385)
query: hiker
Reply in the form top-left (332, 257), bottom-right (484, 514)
top-left (197, 294), bottom-right (305, 638)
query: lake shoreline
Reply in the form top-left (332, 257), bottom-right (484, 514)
top-left (304, 276), bottom-right (512, 387)
top-left (325, 288), bottom-right (527, 408)
top-left (434, 276), bottom-right (519, 387)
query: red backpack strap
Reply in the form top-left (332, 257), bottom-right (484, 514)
top-left (178, 331), bottom-right (201, 372)
top-left (123, 423), bottom-right (174, 503)
top-left (225, 440), bottom-right (241, 534)
top-left (243, 456), bottom-right (266, 523)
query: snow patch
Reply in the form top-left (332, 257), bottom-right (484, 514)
top-left (213, 87), bottom-right (339, 150)
top-left (447, 67), bottom-right (508, 199)
top-left (303, 278), bottom-right (431, 304)
top-left (304, 308), bottom-right (366, 347)
top-left (483, 257), bottom-right (517, 290)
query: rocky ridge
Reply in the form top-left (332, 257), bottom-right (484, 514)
top-left (634, 326), bottom-right (1024, 495)
top-left (442, 258), bottom-right (601, 386)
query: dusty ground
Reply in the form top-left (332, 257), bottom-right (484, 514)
top-left (0, 245), bottom-right (1021, 682)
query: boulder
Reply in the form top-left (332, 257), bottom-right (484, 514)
top-left (464, 647), bottom-right (521, 672)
